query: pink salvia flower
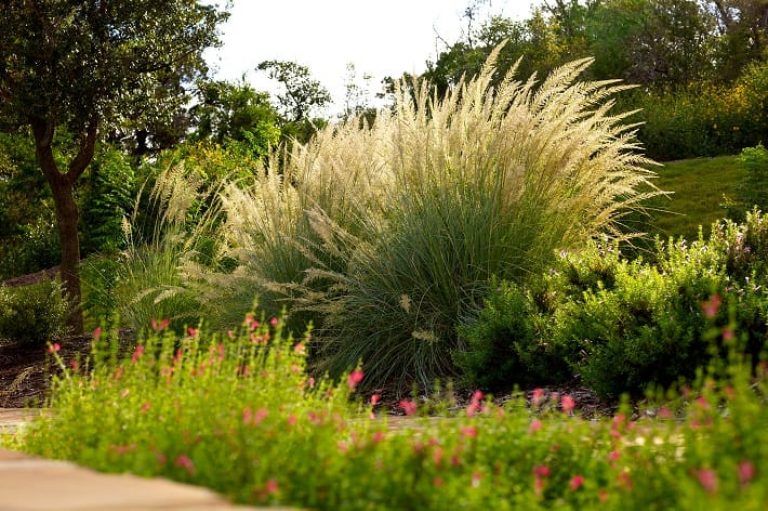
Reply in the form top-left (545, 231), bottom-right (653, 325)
top-left (399, 399), bottom-right (417, 416)
top-left (466, 390), bottom-right (484, 417)
top-left (370, 393), bottom-right (381, 406)
top-left (561, 394), bottom-right (575, 414)
top-left (461, 426), bottom-right (478, 439)
top-left (187, 327), bottom-right (198, 337)
top-left (270, 317), bottom-right (279, 328)
top-left (696, 469), bottom-right (718, 494)
top-left (738, 461), bottom-right (756, 485)
top-left (534, 465), bottom-right (551, 478)
top-left (265, 479), bottom-right (279, 495)
top-left (92, 327), bottom-right (102, 340)
top-left (529, 419), bottom-right (543, 434)
top-left (432, 446), bottom-right (444, 465)
top-left (701, 294), bottom-right (722, 319)
top-left (48, 343), bottom-right (61, 354)
top-left (722, 328), bottom-right (735, 342)
top-left (347, 370), bottom-right (364, 390)
top-left (175, 454), bottom-right (195, 475)
top-left (131, 345), bottom-right (145, 364)
top-left (570, 474), bottom-right (585, 491)
top-left (254, 408), bottom-right (269, 424)
top-left (151, 318), bottom-right (170, 332)
top-left (532, 388), bottom-right (545, 406)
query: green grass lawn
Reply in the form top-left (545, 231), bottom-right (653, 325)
top-left (625, 155), bottom-right (744, 245)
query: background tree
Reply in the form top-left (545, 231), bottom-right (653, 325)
top-left (0, 0), bottom-right (228, 332)
top-left (341, 63), bottom-right (377, 125)
top-left (708, 0), bottom-right (768, 80)
top-left (190, 79), bottom-right (281, 158)
top-left (256, 60), bottom-right (331, 143)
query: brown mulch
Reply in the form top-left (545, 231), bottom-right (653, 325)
top-left (0, 330), bottom-right (135, 408)
top-left (371, 382), bottom-right (618, 421)
top-left (0, 335), bottom-right (92, 408)
top-left (0, 337), bottom-right (91, 408)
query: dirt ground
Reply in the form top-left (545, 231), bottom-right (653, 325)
top-left (0, 335), bottom-right (92, 407)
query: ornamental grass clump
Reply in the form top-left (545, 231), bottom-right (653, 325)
top-left (212, 46), bottom-right (660, 389)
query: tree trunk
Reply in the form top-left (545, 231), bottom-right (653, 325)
top-left (31, 118), bottom-right (97, 336)
top-left (50, 178), bottom-right (84, 334)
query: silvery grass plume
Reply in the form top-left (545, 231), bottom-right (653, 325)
top-left (102, 160), bottom-right (223, 332)
top-left (181, 44), bottom-right (662, 389)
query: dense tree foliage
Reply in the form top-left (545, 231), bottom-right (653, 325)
top-left (190, 79), bottom-right (281, 158)
top-left (419, 0), bottom-right (762, 92)
top-left (388, 0), bottom-right (768, 161)
top-left (257, 60), bottom-right (331, 143)
top-left (0, 0), bottom-right (228, 332)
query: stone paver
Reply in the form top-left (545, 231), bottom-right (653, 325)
top-left (0, 408), bottom-right (40, 434)
top-left (0, 407), bottom-right (296, 510)
top-left (0, 448), bottom-right (271, 511)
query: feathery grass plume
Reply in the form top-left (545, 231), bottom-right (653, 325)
top-left (213, 45), bottom-right (661, 389)
top-left (84, 153), bottom-right (232, 333)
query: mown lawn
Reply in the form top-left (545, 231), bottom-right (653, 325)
top-left (625, 155), bottom-right (744, 246)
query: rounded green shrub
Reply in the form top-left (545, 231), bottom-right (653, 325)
top-left (455, 280), bottom-right (569, 392)
top-left (0, 279), bottom-right (68, 346)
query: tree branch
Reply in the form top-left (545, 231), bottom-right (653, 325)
top-left (30, 116), bottom-right (63, 187)
top-left (712, 0), bottom-right (733, 28)
top-left (66, 119), bottom-right (98, 184)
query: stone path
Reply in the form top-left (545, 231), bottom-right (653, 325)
top-left (0, 409), bottom-right (440, 511)
top-left (0, 409), bottom-right (290, 511)
top-left (0, 408), bottom-right (40, 434)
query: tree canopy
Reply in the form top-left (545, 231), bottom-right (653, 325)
top-left (0, 0), bottom-right (229, 332)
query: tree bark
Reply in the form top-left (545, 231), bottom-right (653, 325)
top-left (50, 178), bottom-right (84, 334)
top-left (30, 118), bottom-right (97, 335)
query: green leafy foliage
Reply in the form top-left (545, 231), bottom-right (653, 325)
top-left (81, 147), bottom-right (136, 254)
top-left (0, 280), bottom-right (68, 346)
top-left (0, 132), bottom-right (61, 279)
top-left (462, 212), bottom-right (768, 398)
top-left (726, 144), bottom-right (768, 221)
top-left (404, 1), bottom-right (768, 161)
top-left (190, 79), bottom-right (281, 158)
top-left (548, 246), bottom-right (726, 397)
top-left (455, 280), bottom-right (569, 392)
top-left (626, 69), bottom-right (768, 161)
top-left (13, 317), bottom-right (768, 510)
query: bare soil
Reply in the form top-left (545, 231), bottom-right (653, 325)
top-left (0, 335), bottom-right (90, 407)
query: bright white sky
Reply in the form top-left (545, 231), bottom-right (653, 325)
top-left (206, 0), bottom-right (539, 115)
